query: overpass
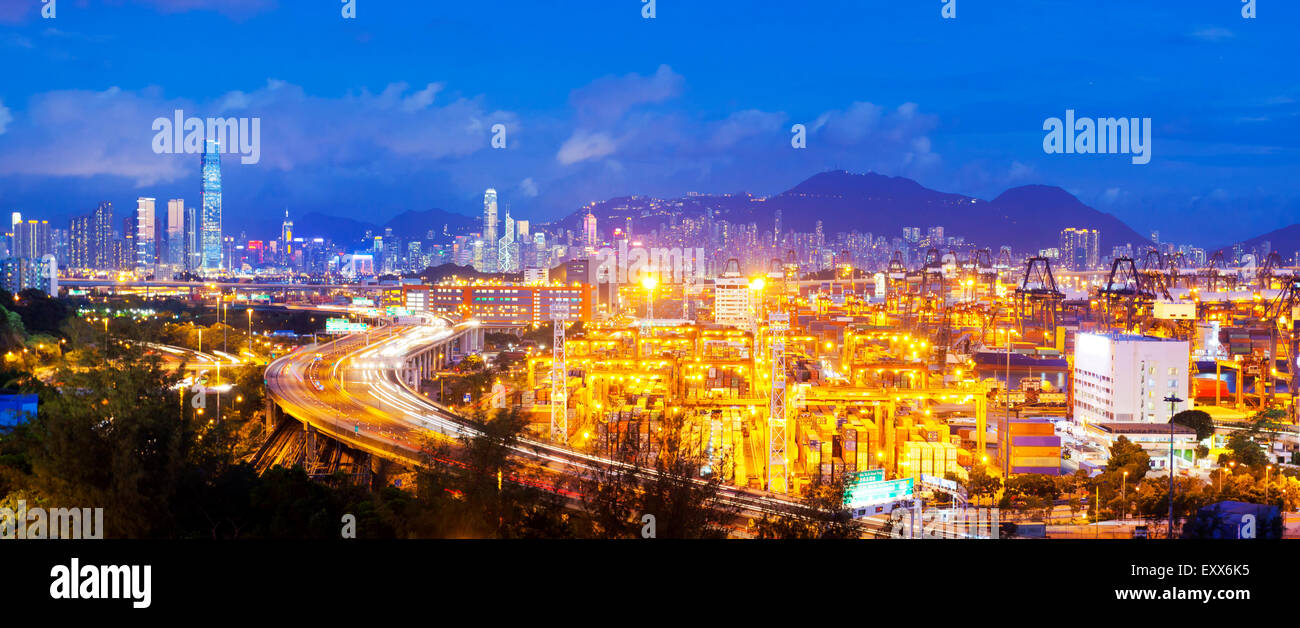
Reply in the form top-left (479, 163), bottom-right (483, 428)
top-left (260, 316), bottom-right (807, 518)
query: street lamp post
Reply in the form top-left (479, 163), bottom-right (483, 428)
top-left (1164, 394), bottom-right (1184, 539)
top-left (247, 308), bottom-right (253, 356)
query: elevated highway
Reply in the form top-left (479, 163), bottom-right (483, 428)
top-left (263, 318), bottom-right (806, 517)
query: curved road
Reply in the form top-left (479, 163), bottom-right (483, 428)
top-left (265, 318), bottom-right (807, 517)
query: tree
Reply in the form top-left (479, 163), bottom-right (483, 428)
top-left (965, 464), bottom-right (1002, 506)
top-left (1000, 473), bottom-right (1058, 519)
top-left (1226, 432), bottom-right (1269, 468)
top-left (752, 475), bottom-right (861, 539)
top-left (580, 433), bottom-right (737, 538)
top-left (1172, 409), bottom-right (1214, 442)
top-left (1105, 435), bottom-right (1151, 481)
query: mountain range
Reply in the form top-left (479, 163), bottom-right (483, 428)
top-left (555, 170), bottom-right (1154, 253)
top-left (240, 170), bottom-right (1294, 257)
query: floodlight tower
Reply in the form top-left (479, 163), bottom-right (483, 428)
top-left (551, 302), bottom-right (569, 444)
top-left (768, 311), bottom-right (789, 494)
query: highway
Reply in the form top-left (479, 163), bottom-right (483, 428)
top-left (264, 318), bottom-right (812, 519)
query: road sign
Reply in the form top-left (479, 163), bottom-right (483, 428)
top-left (463, 392), bottom-right (472, 403)
top-left (847, 468), bottom-right (885, 486)
top-left (325, 318), bottom-right (369, 335)
top-left (921, 474), bottom-right (959, 492)
top-left (846, 477), bottom-right (914, 508)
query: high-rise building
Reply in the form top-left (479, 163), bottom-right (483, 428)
top-left (1059, 227), bottom-right (1101, 270)
top-left (166, 199), bottom-right (185, 270)
top-left (69, 215), bottom-right (91, 270)
top-left (51, 227), bottom-right (69, 268)
top-left (583, 211), bottom-right (597, 249)
top-left (280, 209), bottom-right (293, 263)
top-left (12, 220), bottom-right (50, 260)
top-left (200, 139), bottom-right (224, 272)
top-left (498, 209), bottom-right (516, 273)
top-left (0, 255), bottom-right (57, 296)
top-left (481, 189), bottom-right (498, 272)
top-left (135, 197), bottom-right (156, 272)
top-left (90, 202), bottom-right (114, 270)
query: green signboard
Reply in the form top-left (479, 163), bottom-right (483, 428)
top-left (325, 318), bottom-right (369, 335)
top-left (847, 468), bottom-right (885, 485)
top-left (846, 477), bottom-right (913, 508)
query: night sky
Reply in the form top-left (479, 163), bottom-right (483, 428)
top-left (0, 0), bottom-right (1295, 245)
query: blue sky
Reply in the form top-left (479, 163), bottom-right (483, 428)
top-left (0, 0), bottom-right (1296, 246)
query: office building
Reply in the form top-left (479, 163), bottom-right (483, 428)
top-left (200, 139), bottom-right (223, 272)
top-left (1072, 332), bottom-right (1191, 425)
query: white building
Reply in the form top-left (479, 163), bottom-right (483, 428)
top-left (713, 276), bottom-right (752, 329)
top-left (1072, 332), bottom-right (1191, 425)
top-left (135, 197), bottom-right (156, 273)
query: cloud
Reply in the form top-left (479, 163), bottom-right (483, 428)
top-left (1189, 27), bottom-right (1235, 43)
top-left (568, 64), bottom-right (684, 125)
top-left (0, 79), bottom-right (516, 185)
top-left (519, 177), bottom-right (539, 198)
top-left (557, 130), bottom-right (617, 165)
top-left (133, 0), bottom-right (278, 20)
top-left (0, 101), bottom-right (10, 135)
top-left (0, 0), bottom-right (278, 23)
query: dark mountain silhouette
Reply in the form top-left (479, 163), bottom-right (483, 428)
top-left (554, 170), bottom-right (1153, 252)
top-left (382, 208), bottom-right (477, 239)
top-left (1212, 223), bottom-right (1300, 261)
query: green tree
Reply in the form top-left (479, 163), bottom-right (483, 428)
top-left (1105, 435), bottom-right (1151, 481)
top-left (965, 464), bottom-right (1002, 506)
top-left (753, 475), bottom-right (861, 539)
top-left (1172, 409), bottom-right (1214, 442)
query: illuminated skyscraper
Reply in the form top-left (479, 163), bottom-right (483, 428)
top-left (583, 211), bottom-right (597, 249)
top-left (280, 209), bottom-right (293, 263)
top-left (481, 189), bottom-right (498, 272)
top-left (200, 139), bottom-right (223, 272)
top-left (135, 197), bottom-right (156, 272)
top-left (12, 219), bottom-right (50, 259)
top-left (167, 199), bottom-right (184, 269)
top-left (498, 208), bottom-right (516, 273)
top-left (1059, 227), bottom-right (1100, 270)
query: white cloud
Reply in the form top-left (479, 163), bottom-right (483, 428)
top-left (0, 80), bottom-right (516, 184)
top-left (0, 101), bottom-right (11, 135)
top-left (557, 130), bottom-right (616, 165)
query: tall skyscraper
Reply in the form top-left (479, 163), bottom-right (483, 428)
top-left (167, 199), bottom-right (185, 269)
top-left (91, 201), bottom-right (114, 270)
top-left (135, 197), bottom-right (156, 272)
top-left (481, 189), bottom-right (498, 272)
top-left (69, 215), bottom-right (91, 270)
top-left (280, 209), bottom-right (293, 264)
top-left (184, 205), bottom-right (199, 272)
top-left (12, 220), bottom-right (51, 259)
top-left (1059, 227), bottom-right (1101, 270)
top-left (200, 139), bottom-right (223, 272)
top-left (498, 208), bottom-right (517, 272)
top-left (583, 211), bottom-right (597, 250)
